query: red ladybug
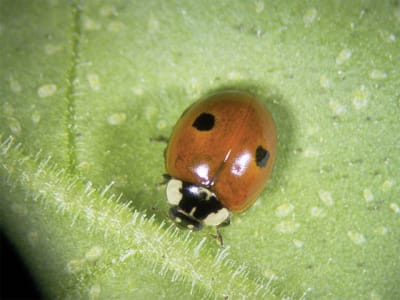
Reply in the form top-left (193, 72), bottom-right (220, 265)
top-left (165, 91), bottom-right (276, 231)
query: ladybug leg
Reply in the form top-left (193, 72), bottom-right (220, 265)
top-left (213, 216), bottom-right (231, 247)
top-left (161, 173), bottom-right (171, 184)
top-left (215, 227), bottom-right (224, 248)
top-left (219, 216), bottom-right (231, 227)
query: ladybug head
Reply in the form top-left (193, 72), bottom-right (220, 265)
top-left (166, 178), bottom-right (230, 230)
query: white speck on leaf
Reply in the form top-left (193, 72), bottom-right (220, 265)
top-left (85, 246), bottom-right (103, 262)
top-left (108, 113), bottom-right (127, 125)
top-left (9, 77), bottom-right (21, 93)
top-left (336, 49), bottom-right (352, 65)
top-left (276, 220), bottom-right (300, 234)
top-left (303, 8), bottom-right (318, 27)
top-left (369, 69), bottom-right (387, 80)
top-left (310, 206), bottom-right (327, 218)
top-left (44, 44), bottom-right (62, 55)
top-left (84, 17), bottom-right (102, 31)
top-left (320, 74), bottom-right (331, 89)
top-left (352, 85), bottom-right (368, 110)
top-left (8, 117), bottom-right (22, 135)
top-left (389, 203), bottom-right (399, 214)
top-left (363, 189), bottom-right (374, 202)
top-left (318, 190), bottom-right (334, 206)
top-left (348, 231), bottom-right (366, 245)
top-left (275, 203), bottom-right (294, 218)
top-left (255, 1), bottom-right (265, 14)
top-left (381, 180), bottom-right (394, 192)
top-left (38, 84), bottom-right (57, 98)
top-left (293, 239), bottom-right (304, 248)
top-left (87, 73), bottom-right (101, 91)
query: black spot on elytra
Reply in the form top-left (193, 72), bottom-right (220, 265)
top-left (192, 113), bottom-right (215, 131)
top-left (255, 145), bottom-right (269, 168)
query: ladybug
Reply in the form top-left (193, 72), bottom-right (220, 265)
top-left (165, 91), bottom-right (276, 231)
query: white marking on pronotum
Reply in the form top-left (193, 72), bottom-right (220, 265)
top-left (203, 208), bottom-right (229, 226)
top-left (166, 179), bottom-right (183, 205)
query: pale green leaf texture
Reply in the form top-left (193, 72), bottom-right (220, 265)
top-left (1, 1), bottom-right (399, 299)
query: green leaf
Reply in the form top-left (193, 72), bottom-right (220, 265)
top-left (1, 0), bottom-right (399, 299)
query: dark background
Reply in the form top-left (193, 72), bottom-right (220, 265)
top-left (0, 232), bottom-right (42, 299)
